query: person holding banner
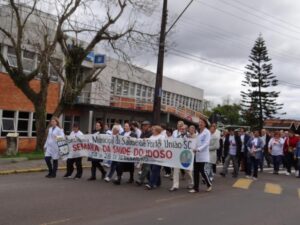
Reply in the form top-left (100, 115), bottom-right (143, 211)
top-left (135, 121), bottom-right (152, 186)
top-left (63, 123), bottom-right (84, 179)
top-left (169, 124), bottom-right (194, 192)
top-left (190, 118), bottom-right (212, 193)
top-left (44, 117), bottom-right (65, 178)
top-left (145, 125), bottom-right (164, 190)
top-left (104, 125), bottom-right (121, 182)
top-left (114, 122), bottom-right (137, 185)
top-left (87, 121), bottom-right (107, 181)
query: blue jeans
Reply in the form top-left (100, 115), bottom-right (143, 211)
top-left (149, 165), bottom-right (161, 188)
top-left (247, 156), bottom-right (259, 178)
top-left (107, 161), bottom-right (117, 178)
top-left (272, 155), bottom-right (282, 173)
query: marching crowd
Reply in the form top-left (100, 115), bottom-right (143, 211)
top-left (43, 117), bottom-right (300, 193)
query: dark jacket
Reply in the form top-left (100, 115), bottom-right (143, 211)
top-left (140, 130), bottom-right (152, 139)
top-left (242, 134), bottom-right (250, 154)
top-left (121, 130), bottom-right (138, 138)
top-left (224, 134), bottom-right (242, 157)
top-left (262, 135), bottom-right (271, 153)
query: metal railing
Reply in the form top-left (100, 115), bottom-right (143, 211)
top-left (77, 91), bottom-right (206, 121)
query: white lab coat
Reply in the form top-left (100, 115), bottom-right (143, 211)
top-left (209, 130), bottom-right (220, 164)
top-left (44, 126), bottom-right (65, 159)
top-left (69, 130), bottom-right (84, 138)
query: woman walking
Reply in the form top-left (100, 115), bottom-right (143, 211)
top-left (268, 131), bottom-right (284, 175)
top-left (63, 123), bottom-right (84, 179)
top-left (246, 130), bottom-right (264, 180)
top-left (44, 117), bottom-right (64, 178)
top-left (190, 118), bottom-right (212, 193)
top-left (145, 125), bottom-right (164, 190)
top-left (87, 121), bottom-right (107, 181)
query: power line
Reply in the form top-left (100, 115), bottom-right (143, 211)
top-left (196, 0), bottom-right (300, 42)
top-left (218, 0), bottom-right (300, 35)
top-left (175, 19), bottom-right (300, 63)
top-left (231, 0), bottom-right (300, 31)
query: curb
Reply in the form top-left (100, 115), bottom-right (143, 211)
top-left (0, 165), bottom-right (91, 176)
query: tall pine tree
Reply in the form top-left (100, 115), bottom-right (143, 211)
top-left (241, 35), bottom-right (283, 129)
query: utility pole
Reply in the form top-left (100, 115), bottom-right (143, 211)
top-left (153, 0), bottom-right (168, 125)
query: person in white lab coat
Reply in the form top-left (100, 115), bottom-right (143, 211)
top-left (44, 117), bottom-right (65, 178)
top-left (63, 123), bottom-right (84, 179)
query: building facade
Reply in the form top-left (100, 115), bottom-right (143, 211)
top-left (0, 4), bottom-right (206, 153)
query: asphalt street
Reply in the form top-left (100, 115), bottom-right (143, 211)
top-left (0, 168), bottom-right (299, 225)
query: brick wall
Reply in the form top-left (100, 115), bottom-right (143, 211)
top-left (0, 137), bottom-right (37, 154)
top-left (0, 72), bottom-right (61, 153)
top-left (0, 72), bottom-right (60, 113)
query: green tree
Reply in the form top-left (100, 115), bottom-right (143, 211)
top-left (210, 104), bottom-right (242, 125)
top-left (241, 35), bottom-right (283, 129)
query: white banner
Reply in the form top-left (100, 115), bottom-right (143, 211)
top-left (57, 134), bottom-right (195, 170)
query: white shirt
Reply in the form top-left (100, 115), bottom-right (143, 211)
top-left (123, 131), bottom-right (132, 137)
top-left (135, 128), bottom-right (142, 138)
top-left (268, 138), bottom-right (284, 156)
top-left (229, 135), bottom-right (237, 155)
top-left (240, 134), bottom-right (245, 152)
top-left (149, 134), bottom-right (165, 140)
top-left (172, 130), bottom-right (180, 138)
top-left (69, 130), bottom-right (84, 138)
top-left (194, 128), bottom-right (211, 162)
top-left (44, 126), bottom-right (65, 159)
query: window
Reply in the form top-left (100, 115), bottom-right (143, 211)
top-left (22, 50), bottom-right (35, 73)
top-left (142, 85), bottom-right (147, 101)
top-left (136, 84), bottom-right (141, 98)
top-left (111, 77), bottom-right (116, 95)
top-left (123, 81), bottom-right (129, 96)
top-left (175, 94), bottom-right (179, 107)
top-left (147, 87), bottom-right (153, 102)
top-left (162, 91), bottom-right (166, 104)
top-left (32, 113), bottom-right (52, 136)
top-left (7, 46), bottom-right (17, 68)
top-left (1, 110), bottom-right (15, 136)
top-left (63, 115), bottom-right (72, 135)
top-left (129, 82), bottom-right (135, 96)
top-left (49, 58), bottom-right (61, 81)
top-left (17, 112), bottom-right (30, 136)
top-left (166, 92), bottom-right (170, 105)
top-left (116, 79), bottom-right (122, 95)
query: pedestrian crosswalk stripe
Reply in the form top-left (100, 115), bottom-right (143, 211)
top-left (264, 183), bottom-right (282, 195)
top-left (298, 189), bottom-right (300, 199)
top-left (232, 178), bottom-right (253, 189)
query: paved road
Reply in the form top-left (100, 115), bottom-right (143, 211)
top-left (0, 169), bottom-right (299, 225)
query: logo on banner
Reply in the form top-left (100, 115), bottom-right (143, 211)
top-left (180, 150), bottom-right (193, 168)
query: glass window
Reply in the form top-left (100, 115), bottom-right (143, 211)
top-left (142, 85), bottom-right (147, 101)
top-left (1, 110), bottom-right (15, 136)
top-left (7, 46), bottom-right (17, 68)
top-left (111, 77), bottom-right (116, 95)
top-left (162, 91), bottom-right (166, 104)
top-left (175, 95), bottom-right (179, 107)
top-left (63, 115), bottom-right (72, 135)
top-left (166, 92), bottom-right (170, 105)
top-left (130, 82), bottom-right (135, 96)
top-left (116, 79), bottom-right (122, 95)
top-left (49, 58), bottom-right (61, 81)
top-left (123, 81), bottom-right (129, 96)
top-left (147, 87), bottom-right (153, 102)
top-left (136, 84), bottom-right (141, 98)
top-left (22, 50), bottom-right (35, 73)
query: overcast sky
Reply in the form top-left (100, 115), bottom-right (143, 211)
top-left (130, 0), bottom-right (300, 119)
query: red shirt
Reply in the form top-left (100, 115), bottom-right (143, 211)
top-left (284, 136), bottom-right (299, 153)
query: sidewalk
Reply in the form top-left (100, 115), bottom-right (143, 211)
top-left (0, 158), bottom-right (91, 175)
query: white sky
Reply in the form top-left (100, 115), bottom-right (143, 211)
top-left (130, 0), bottom-right (300, 119)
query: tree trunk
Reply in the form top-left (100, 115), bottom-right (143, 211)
top-left (35, 104), bottom-right (47, 152)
